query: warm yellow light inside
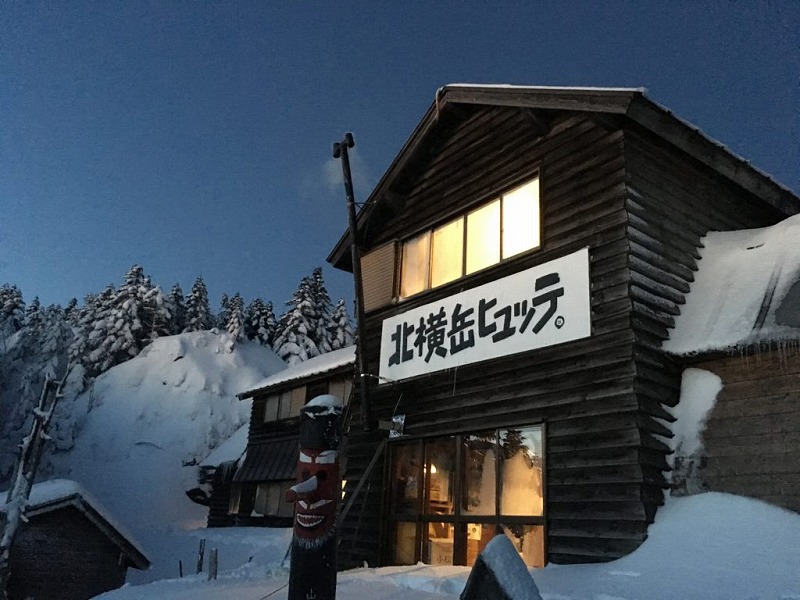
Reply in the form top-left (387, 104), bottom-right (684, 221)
top-left (466, 200), bottom-right (500, 274)
top-left (430, 218), bottom-right (463, 287)
top-left (502, 178), bottom-right (540, 259)
top-left (400, 231), bottom-right (430, 297)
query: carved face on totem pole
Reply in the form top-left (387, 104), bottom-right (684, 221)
top-left (293, 448), bottom-right (339, 545)
top-left (286, 395), bottom-right (343, 552)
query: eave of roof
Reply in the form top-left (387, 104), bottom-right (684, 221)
top-left (327, 84), bottom-right (800, 269)
top-left (237, 345), bottom-right (355, 400)
top-left (25, 492), bottom-right (151, 570)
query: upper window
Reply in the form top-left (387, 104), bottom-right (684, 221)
top-left (399, 177), bottom-right (540, 299)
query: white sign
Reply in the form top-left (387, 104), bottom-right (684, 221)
top-left (379, 248), bottom-right (591, 382)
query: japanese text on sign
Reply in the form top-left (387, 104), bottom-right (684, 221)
top-left (379, 248), bottom-right (591, 382)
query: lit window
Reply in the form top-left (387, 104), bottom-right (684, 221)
top-left (400, 231), bottom-right (430, 297)
top-left (466, 200), bottom-right (500, 275)
top-left (431, 218), bottom-right (464, 288)
top-left (399, 177), bottom-right (540, 298)
top-left (502, 179), bottom-right (540, 259)
top-left (388, 424), bottom-right (545, 568)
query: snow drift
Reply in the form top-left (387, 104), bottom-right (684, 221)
top-left (47, 331), bottom-right (286, 583)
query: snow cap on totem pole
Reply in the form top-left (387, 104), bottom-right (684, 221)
top-left (300, 394), bottom-right (343, 449)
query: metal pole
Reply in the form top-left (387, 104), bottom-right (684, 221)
top-left (333, 133), bottom-right (374, 431)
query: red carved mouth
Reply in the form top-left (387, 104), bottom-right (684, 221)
top-left (296, 513), bottom-right (326, 529)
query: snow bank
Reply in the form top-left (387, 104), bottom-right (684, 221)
top-left (95, 492), bottom-right (800, 600)
top-left (47, 331), bottom-right (286, 583)
top-left (665, 213), bottom-right (800, 354)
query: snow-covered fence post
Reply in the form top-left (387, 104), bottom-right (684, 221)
top-left (0, 370), bottom-right (71, 600)
top-left (208, 548), bottom-right (218, 581)
top-left (286, 394), bottom-right (343, 600)
top-left (196, 538), bottom-right (206, 574)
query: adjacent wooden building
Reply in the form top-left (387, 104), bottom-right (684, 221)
top-left (5, 479), bottom-right (149, 600)
top-left (231, 346), bottom-right (355, 527)
top-left (326, 85), bottom-right (800, 569)
top-left (662, 214), bottom-right (800, 512)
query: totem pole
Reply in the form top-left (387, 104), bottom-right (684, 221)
top-left (286, 394), bottom-right (343, 600)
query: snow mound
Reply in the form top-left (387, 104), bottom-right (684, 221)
top-left (48, 331), bottom-right (286, 583)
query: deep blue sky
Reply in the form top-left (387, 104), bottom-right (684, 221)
top-left (2, 2), bottom-right (798, 312)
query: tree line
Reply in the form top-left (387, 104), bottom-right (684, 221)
top-left (1, 264), bottom-right (353, 377)
top-left (0, 265), bottom-right (354, 481)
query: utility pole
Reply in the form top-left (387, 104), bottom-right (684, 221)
top-left (333, 133), bottom-right (373, 431)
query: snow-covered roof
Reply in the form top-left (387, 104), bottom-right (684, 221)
top-left (200, 423), bottom-right (249, 467)
top-left (445, 83), bottom-right (647, 93)
top-left (664, 213), bottom-right (800, 355)
top-left (1, 478), bottom-right (150, 570)
top-left (238, 346), bottom-right (355, 399)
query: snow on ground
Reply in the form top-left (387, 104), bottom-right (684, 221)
top-left (47, 331), bottom-right (287, 584)
top-left (93, 492), bottom-right (800, 600)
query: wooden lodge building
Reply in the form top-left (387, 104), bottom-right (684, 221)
top-left (226, 346), bottom-right (355, 527)
top-left (326, 85), bottom-right (800, 569)
top-left (5, 479), bottom-right (150, 600)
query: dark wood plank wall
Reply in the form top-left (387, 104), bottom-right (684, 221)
top-left (9, 507), bottom-right (128, 600)
top-left (205, 465), bottom-right (236, 527)
top-left (692, 348), bottom-right (800, 512)
top-left (622, 128), bottom-right (791, 524)
top-left (339, 107), bottom-right (652, 567)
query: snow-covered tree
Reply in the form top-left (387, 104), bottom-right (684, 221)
top-left (273, 274), bottom-right (320, 364)
top-left (142, 284), bottom-right (172, 341)
top-left (329, 298), bottom-right (355, 350)
top-left (184, 277), bottom-right (214, 333)
top-left (309, 267), bottom-right (334, 354)
top-left (68, 285), bottom-right (115, 376)
top-left (217, 293), bottom-right (230, 330)
top-left (0, 284), bottom-right (25, 348)
top-left (245, 298), bottom-right (276, 346)
top-left (225, 293), bottom-right (245, 342)
top-left (168, 283), bottom-right (187, 334)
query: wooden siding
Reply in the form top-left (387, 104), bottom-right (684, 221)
top-left (8, 506), bottom-right (128, 600)
top-left (622, 126), bottom-right (791, 516)
top-left (205, 463), bottom-right (238, 528)
top-left (340, 108), bottom-right (649, 567)
top-left (337, 104), bottom-right (795, 569)
top-left (361, 241), bottom-right (397, 312)
top-left (691, 348), bottom-right (800, 512)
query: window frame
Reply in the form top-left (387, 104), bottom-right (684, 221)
top-left (398, 175), bottom-right (541, 300)
top-left (384, 423), bottom-right (546, 567)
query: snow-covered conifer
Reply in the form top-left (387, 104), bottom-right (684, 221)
top-left (225, 293), bottom-right (245, 342)
top-left (273, 274), bottom-right (320, 364)
top-left (183, 277), bottom-right (214, 333)
top-left (168, 284), bottom-right (187, 334)
top-left (330, 298), bottom-right (355, 350)
top-left (0, 284), bottom-right (25, 343)
top-left (309, 267), bottom-right (334, 354)
top-left (245, 298), bottom-right (276, 346)
top-left (218, 293), bottom-right (231, 330)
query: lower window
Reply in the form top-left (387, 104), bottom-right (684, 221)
top-left (387, 425), bottom-right (545, 567)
